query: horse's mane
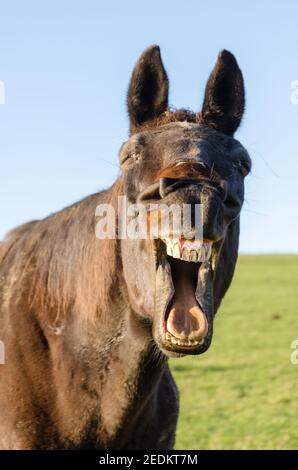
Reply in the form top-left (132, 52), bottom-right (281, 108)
top-left (132, 108), bottom-right (201, 133)
top-left (0, 178), bottom-right (123, 326)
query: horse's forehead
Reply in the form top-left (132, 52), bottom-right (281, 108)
top-left (135, 122), bottom-right (225, 143)
top-left (130, 122), bottom-right (202, 146)
top-left (151, 121), bottom-right (202, 135)
top-left (129, 122), bottom-right (242, 159)
top-left (148, 123), bottom-right (228, 155)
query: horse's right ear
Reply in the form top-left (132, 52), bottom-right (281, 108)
top-left (199, 50), bottom-right (245, 136)
top-left (127, 45), bottom-right (169, 133)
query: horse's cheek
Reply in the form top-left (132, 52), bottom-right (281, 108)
top-left (121, 240), bottom-right (155, 318)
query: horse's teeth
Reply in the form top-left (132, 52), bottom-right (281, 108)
top-left (166, 244), bottom-right (173, 257)
top-left (197, 247), bottom-right (206, 262)
top-left (181, 248), bottom-right (189, 261)
top-left (205, 243), bottom-right (212, 261)
top-left (166, 331), bottom-right (205, 347)
top-left (162, 237), bottom-right (212, 263)
top-left (172, 244), bottom-right (180, 259)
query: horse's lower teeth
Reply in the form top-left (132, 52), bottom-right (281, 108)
top-left (163, 237), bottom-right (212, 263)
top-left (165, 333), bottom-right (204, 347)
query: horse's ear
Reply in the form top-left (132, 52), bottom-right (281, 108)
top-left (200, 50), bottom-right (245, 135)
top-left (127, 45), bottom-right (169, 133)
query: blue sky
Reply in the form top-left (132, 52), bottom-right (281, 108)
top-left (0, 0), bottom-right (297, 253)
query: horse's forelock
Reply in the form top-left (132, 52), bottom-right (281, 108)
top-left (131, 109), bottom-right (199, 134)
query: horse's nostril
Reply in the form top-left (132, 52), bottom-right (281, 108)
top-left (138, 182), bottom-right (161, 202)
top-left (138, 177), bottom-right (195, 202)
top-left (159, 177), bottom-right (194, 198)
top-left (223, 193), bottom-right (242, 222)
top-left (224, 194), bottom-right (240, 210)
top-left (159, 177), bottom-right (177, 198)
top-left (220, 180), bottom-right (228, 201)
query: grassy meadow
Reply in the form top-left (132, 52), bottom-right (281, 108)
top-left (171, 255), bottom-right (298, 450)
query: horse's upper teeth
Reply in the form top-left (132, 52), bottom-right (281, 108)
top-left (172, 243), bottom-right (180, 259)
top-left (163, 237), bottom-right (212, 263)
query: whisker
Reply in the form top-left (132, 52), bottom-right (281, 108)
top-left (99, 158), bottom-right (120, 169)
top-left (242, 207), bottom-right (267, 216)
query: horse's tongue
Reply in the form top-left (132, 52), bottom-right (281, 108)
top-left (166, 259), bottom-right (208, 340)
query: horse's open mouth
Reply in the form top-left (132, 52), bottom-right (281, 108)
top-left (154, 238), bottom-right (214, 356)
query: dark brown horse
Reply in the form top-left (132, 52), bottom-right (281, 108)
top-left (0, 45), bottom-right (251, 449)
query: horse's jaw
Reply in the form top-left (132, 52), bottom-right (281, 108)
top-left (153, 238), bottom-right (214, 357)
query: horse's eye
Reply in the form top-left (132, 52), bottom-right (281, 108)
top-left (120, 152), bottom-right (140, 166)
top-left (233, 159), bottom-right (250, 177)
top-left (120, 153), bottom-right (130, 165)
top-left (130, 152), bottom-right (140, 161)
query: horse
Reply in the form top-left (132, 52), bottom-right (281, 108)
top-left (0, 45), bottom-right (251, 449)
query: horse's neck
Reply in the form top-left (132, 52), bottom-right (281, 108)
top-left (1, 181), bottom-right (167, 446)
top-left (24, 182), bottom-right (122, 326)
top-left (50, 297), bottom-right (165, 444)
top-left (35, 182), bottom-right (165, 442)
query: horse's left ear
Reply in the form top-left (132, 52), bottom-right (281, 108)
top-left (127, 45), bottom-right (169, 133)
top-left (199, 50), bottom-right (245, 135)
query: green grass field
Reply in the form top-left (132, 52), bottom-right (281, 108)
top-left (171, 255), bottom-right (298, 450)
